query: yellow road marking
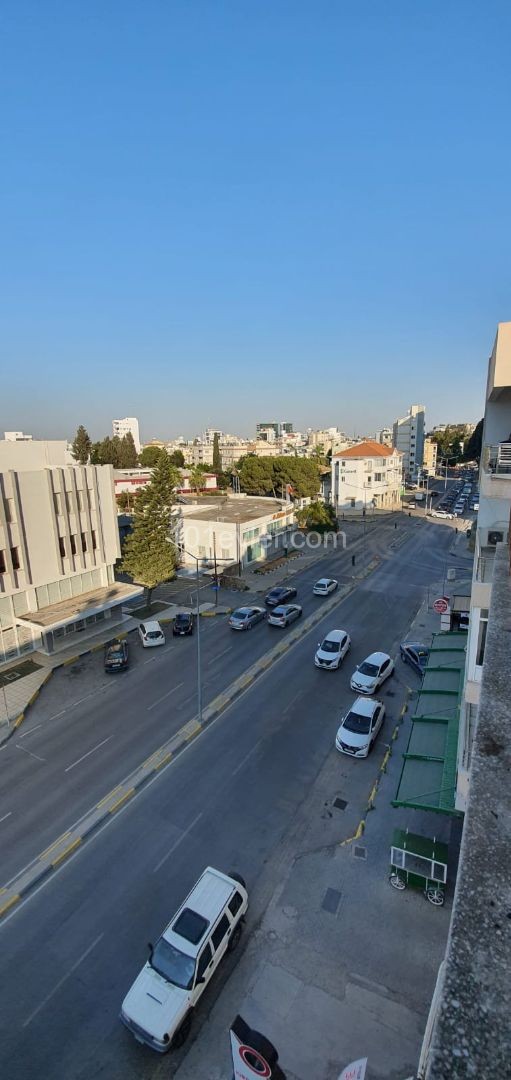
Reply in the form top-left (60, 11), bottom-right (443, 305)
top-left (52, 838), bottom-right (81, 868)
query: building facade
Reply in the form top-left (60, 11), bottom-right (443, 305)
top-left (331, 440), bottom-right (402, 511)
top-left (256, 422), bottom-right (293, 439)
top-left (457, 321), bottom-right (511, 810)
top-left (422, 437), bottom-right (438, 474)
top-left (392, 404), bottom-right (426, 479)
top-left (113, 468), bottom-right (218, 496)
top-left (174, 497), bottom-right (295, 569)
top-left (0, 463), bottom-right (141, 662)
top-left (374, 427), bottom-right (393, 447)
top-left (112, 417), bottom-right (141, 454)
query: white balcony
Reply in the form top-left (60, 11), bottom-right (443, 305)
top-left (482, 443), bottom-right (511, 477)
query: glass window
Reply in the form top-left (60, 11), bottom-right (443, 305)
top-left (81, 532), bottom-right (87, 552)
top-left (91, 530), bottom-right (97, 550)
top-left (59, 537), bottom-right (66, 557)
top-left (65, 491), bottom-right (72, 513)
top-left (0, 550), bottom-right (6, 574)
top-left (150, 939), bottom-right (196, 990)
top-left (173, 908), bottom-right (209, 945)
top-left (211, 914), bottom-right (230, 951)
top-left (53, 492), bottom-right (62, 515)
top-left (36, 584), bottom-right (49, 608)
top-left (476, 610), bottom-right (489, 667)
top-left (13, 592), bottom-right (28, 616)
top-left (4, 498), bottom-right (15, 523)
top-left (196, 943), bottom-right (212, 982)
top-left (10, 547), bottom-right (21, 570)
top-left (228, 891), bottom-right (243, 917)
top-left (70, 535), bottom-right (77, 555)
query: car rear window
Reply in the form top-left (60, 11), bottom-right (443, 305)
top-left (147, 631), bottom-right (162, 639)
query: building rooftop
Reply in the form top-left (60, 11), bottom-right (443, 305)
top-left (333, 439), bottom-right (398, 459)
top-left (179, 497), bottom-right (289, 524)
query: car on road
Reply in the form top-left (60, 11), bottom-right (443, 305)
top-left (313, 577), bottom-right (338, 596)
top-left (350, 651), bottom-right (394, 695)
top-left (138, 620), bottom-right (166, 648)
top-left (228, 606), bottom-right (266, 631)
top-left (430, 509), bottom-right (453, 519)
top-left (173, 613), bottom-right (194, 636)
top-left (335, 696), bottom-right (386, 758)
top-left (471, 501), bottom-right (479, 511)
top-left (267, 603), bottom-right (303, 627)
top-left (314, 629), bottom-right (351, 669)
top-left (121, 866), bottom-right (248, 1052)
top-left (104, 639), bottom-right (129, 672)
top-left (400, 642), bottom-right (429, 675)
top-left (264, 586), bottom-right (298, 607)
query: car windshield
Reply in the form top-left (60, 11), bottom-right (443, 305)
top-left (344, 710), bottom-right (371, 735)
top-left (321, 640), bottom-right (339, 653)
top-left (359, 661), bottom-right (379, 677)
top-left (273, 606), bottom-right (287, 615)
top-left (150, 939), bottom-right (195, 990)
top-left (176, 615), bottom-right (189, 624)
top-left (107, 644), bottom-right (123, 655)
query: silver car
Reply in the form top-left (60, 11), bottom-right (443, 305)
top-left (267, 604), bottom-right (303, 627)
top-left (228, 606), bottom-right (266, 631)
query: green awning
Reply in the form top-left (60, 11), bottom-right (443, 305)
top-left (392, 632), bottom-right (466, 816)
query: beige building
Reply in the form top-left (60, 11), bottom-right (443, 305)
top-left (422, 437), bottom-right (438, 474)
top-left (331, 440), bottom-right (403, 511)
top-left (174, 497), bottom-right (295, 569)
top-left (0, 461), bottom-right (141, 662)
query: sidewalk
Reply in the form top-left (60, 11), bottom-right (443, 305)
top-left (173, 596), bottom-right (457, 1080)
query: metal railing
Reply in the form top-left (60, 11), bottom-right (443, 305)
top-left (482, 442), bottom-right (511, 476)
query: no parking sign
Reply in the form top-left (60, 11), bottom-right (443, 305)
top-left (230, 1016), bottom-right (286, 1080)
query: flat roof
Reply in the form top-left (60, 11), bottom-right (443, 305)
top-left (180, 497), bottom-right (290, 524)
top-left (20, 581), bottom-right (142, 628)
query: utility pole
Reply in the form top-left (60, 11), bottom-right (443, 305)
top-left (213, 531), bottom-right (218, 607)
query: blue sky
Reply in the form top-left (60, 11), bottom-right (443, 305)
top-left (1, 1), bottom-right (510, 441)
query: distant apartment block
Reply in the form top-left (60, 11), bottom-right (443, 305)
top-left (422, 437), bottom-right (438, 474)
top-left (374, 427), bottom-right (393, 447)
top-left (331, 440), bottom-right (402, 511)
top-left (0, 453), bottom-right (141, 662)
top-left (256, 421), bottom-right (293, 440)
top-left (4, 431), bottom-right (33, 442)
top-left (112, 416), bottom-right (141, 454)
top-left (392, 404), bottom-right (425, 478)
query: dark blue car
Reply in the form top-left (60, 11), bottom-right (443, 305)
top-left (400, 642), bottom-right (429, 676)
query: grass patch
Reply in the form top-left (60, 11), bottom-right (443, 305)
top-left (128, 600), bottom-right (169, 620)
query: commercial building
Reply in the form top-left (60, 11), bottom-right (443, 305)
top-left (331, 440), bottom-right (402, 512)
top-left (112, 417), bottom-right (141, 454)
top-left (256, 422), bottom-right (293, 440)
top-left (174, 496), bottom-right (295, 569)
top-left (0, 460), bottom-right (141, 662)
top-left (113, 468), bottom-right (218, 497)
top-left (392, 404), bottom-right (426, 479)
top-left (422, 437), bottom-right (438, 475)
top-left (457, 321), bottom-right (511, 810)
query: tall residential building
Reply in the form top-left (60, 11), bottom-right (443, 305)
top-left (331, 440), bottom-right (402, 511)
top-left (457, 321), bottom-right (511, 810)
top-left (256, 421), bottom-right (293, 439)
top-left (422, 437), bottom-right (438, 474)
top-left (392, 404), bottom-right (426, 478)
top-left (112, 417), bottom-right (141, 454)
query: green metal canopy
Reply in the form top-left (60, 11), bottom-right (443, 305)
top-left (392, 632), bottom-right (466, 816)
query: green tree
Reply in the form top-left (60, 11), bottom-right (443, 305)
top-left (121, 454), bottom-right (180, 605)
top-left (237, 456), bottom-right (275, 495)
top-left (188, 464), bottom-right (208, 493)
top-left (139, 445), bottom-right (165, 467)
top-left (169, 449), bottom-right (185, 468)
top-left (118, 432), bottom-right (138, 468)
top-left (430, 425), bottom-right (470, 465)
top-left (212, 433), bottom-right (222, 473)
top-left (116, 490), bottom-right (139, 512)
top-left (295, 501), bottom-right (338, 532)
top-left (71, 425), bottom-right (92, 465)
top-left (463, 419), bottom-right (484, 463)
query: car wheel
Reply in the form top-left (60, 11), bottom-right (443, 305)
top-left (228, 923), bottom-right (243, 952)
top-left (228, 871), bottom-right (247, 888)
top-left (172, 1012), bottom-right (192, 1049)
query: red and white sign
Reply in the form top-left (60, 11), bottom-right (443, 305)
top-left (338, 1059), bottom-right (368, 1080)
top-left (433, 597), bottom-right (449, 614)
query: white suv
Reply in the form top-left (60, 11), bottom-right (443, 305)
top-left (121, 867), bottom-right (248, 1052)
top-left (350, 651), bottom-right (394, 695)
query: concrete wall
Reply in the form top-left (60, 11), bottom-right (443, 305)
top-left (0, 440), bottom-right (72, 470)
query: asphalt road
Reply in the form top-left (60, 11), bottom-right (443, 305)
top-left (0, 520), bottom-right (472, 1080)
top-left (0, 515), bottom-right (417, 885)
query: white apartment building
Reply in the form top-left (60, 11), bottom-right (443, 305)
top-left (174, 497), bottom-right (295, 569)
top-left (112, 416), bottom-right (141, 454)
top-left (392, 404), bottom-right (426, 479)
top-left (374, 427), bottom-right (393, 447)
top-left (0, 460), bottom-right (142, 662)
top-left (457, 321), bottom-right (511, 810)
top-left (423, 437), bottom-right (438, 474)
top-left (331, 440), bottom-right (402, 511)
top-left (4, 431), bottom-right (33, 442)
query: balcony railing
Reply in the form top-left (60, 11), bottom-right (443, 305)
top-left (476, 548), bottom-right (495, 583)
top-left (482, 443), bottom-right (511, 476)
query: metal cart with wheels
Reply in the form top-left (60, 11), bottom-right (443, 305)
top-left (389, 828), bottom-right (448, 906)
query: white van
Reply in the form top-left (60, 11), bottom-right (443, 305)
top-left (120, 866), bottom-right (248, 1052)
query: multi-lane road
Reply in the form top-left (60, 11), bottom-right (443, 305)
top-left (0, 515), bottom-right (473, 1080)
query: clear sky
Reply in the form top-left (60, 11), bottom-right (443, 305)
top-left (1, 1), bottom-right (510, 442)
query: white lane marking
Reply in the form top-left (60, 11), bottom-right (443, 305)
top-left (22, 933), bottom-right (104, 1027)
top-left (0, 811), bottom-right (12, 824)
top-left (208, 646), bottom-right (232, 666)
top-left (153, 812), bottom-right (203, 873)
top-left (143, 656), bottom-right (159, 665)
top-left (64, 736), bottom-right (113, 773)
top-left (176, 692), bottom-right (197, 710)
top-left (18, 723), bottom-right (43, 739)
top-left (46, 709), bottom-right (68, 722)
top-left (147, 683), bottom-right (185, 713)
top-left (232, 739), bottom-right (262, 777)
top-left (283, 690), bottom-right (302, 715)
top-left (15, 744), bottom-right (46, 763)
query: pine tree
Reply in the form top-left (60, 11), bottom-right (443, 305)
top-left (121, 454), bottom-right (180, 606)
top-left (71, 425), bottom-right (92, 465)
top-left (212, 432), bottom-right (222, 473)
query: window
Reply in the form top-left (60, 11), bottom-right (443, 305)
top-left (340, 475), bottom-right (345, 482)
top-left (211, 914), bottom-right (230, 951)
top-left (65, 492), bottom-right (73, 513)
top-left (221, 548), bottom-right (230, 560)
top-left (81, 532), bottom-right (87, 552)
top-left (10, 547), bottom-right (20, 570)
top-left (476, 610), bottom-right (489, 667)
top-left (91, 530), bottom-right (97, 550)
top-left (173, 908), bottom-right (209, 945)
top-left (196, 943), bottom-right (212, 982)
top-left (228, 891), bottom-right (243, 917)
top-left (0, 550), bottom-right (5, 573)
top-left (53, 492), bottom-right (62, 515)
top-left (4, 498), bottom-right (14, 523)
top-left (350, 498), bottom-right (355, 508)
top-left (59, 537), bottom-right (66, 557)
top-left (375, 472), bottom-right (383, 482)
top-left (70, 535), bottom-right (77, 555)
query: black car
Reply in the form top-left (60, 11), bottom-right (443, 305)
top-left (264, 585), bottom-right (298, 607)
top-left (104, 639), bottom-right (129, 672)
top-left (400, 642), bottom-right (429, 676)
top-left (173, 612), bottom-right (194, 636)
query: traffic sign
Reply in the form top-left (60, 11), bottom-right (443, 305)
top-left (433, 597), bottom-right (449, 614)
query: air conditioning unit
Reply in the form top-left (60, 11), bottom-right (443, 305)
top-left (488, 530), bottom-right (504, 546)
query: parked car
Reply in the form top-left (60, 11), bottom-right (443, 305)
top-left (471, 501), bottom-right (480, 510)
top-left (313, 578), bottom-right (338, 596)
top-left (335, 696), bottom-right (386, 758)
top-left (228, 606), bottom-right (266, 631)
top-left (121, 867), bottom-right (248, 1052)
top-left (104, 638), bottom-right (129, 672)
top-left (400, 642), bottom-right (429, 675)
top-left (267, 603), bottom-right (302, 627)
top-left (138, 620), bottom-right (166, 648)
top-left (173, 613), bottom-right (194, 636)
top-left (264, 586), bottom-right (297, 607)
top-left (430, 510), bottom-right (453, 519)
top-left (350, 651), bottom-right (394, 695)
top-left (314, 629), bottom-right (351, 670)
top-left (407, 502), bottom-right (416, 509)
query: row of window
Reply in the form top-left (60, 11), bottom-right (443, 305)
top-left (0, 547), bottom-right (21, 573)
top-left (197, 546), bottom-right (231, 560)
top-left (53, 488), bottom-right (95, 516)
top-left (58, 531), bottom-right (98, 558)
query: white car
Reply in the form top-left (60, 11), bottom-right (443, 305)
top-left (350, 651), bottom-right (394, 695)
top-left (335, 696), bottom-right (386, 758)
top-left (313, 578), bottom-right (338, 596)
top-left (430, 509), bottom-right (453, 519)
top-left (314, 629), bottom-right (351, 670)
top-left (138, 620), bottom-right (166, 647)
top-left (267, 603), bottom-right (303, 627)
